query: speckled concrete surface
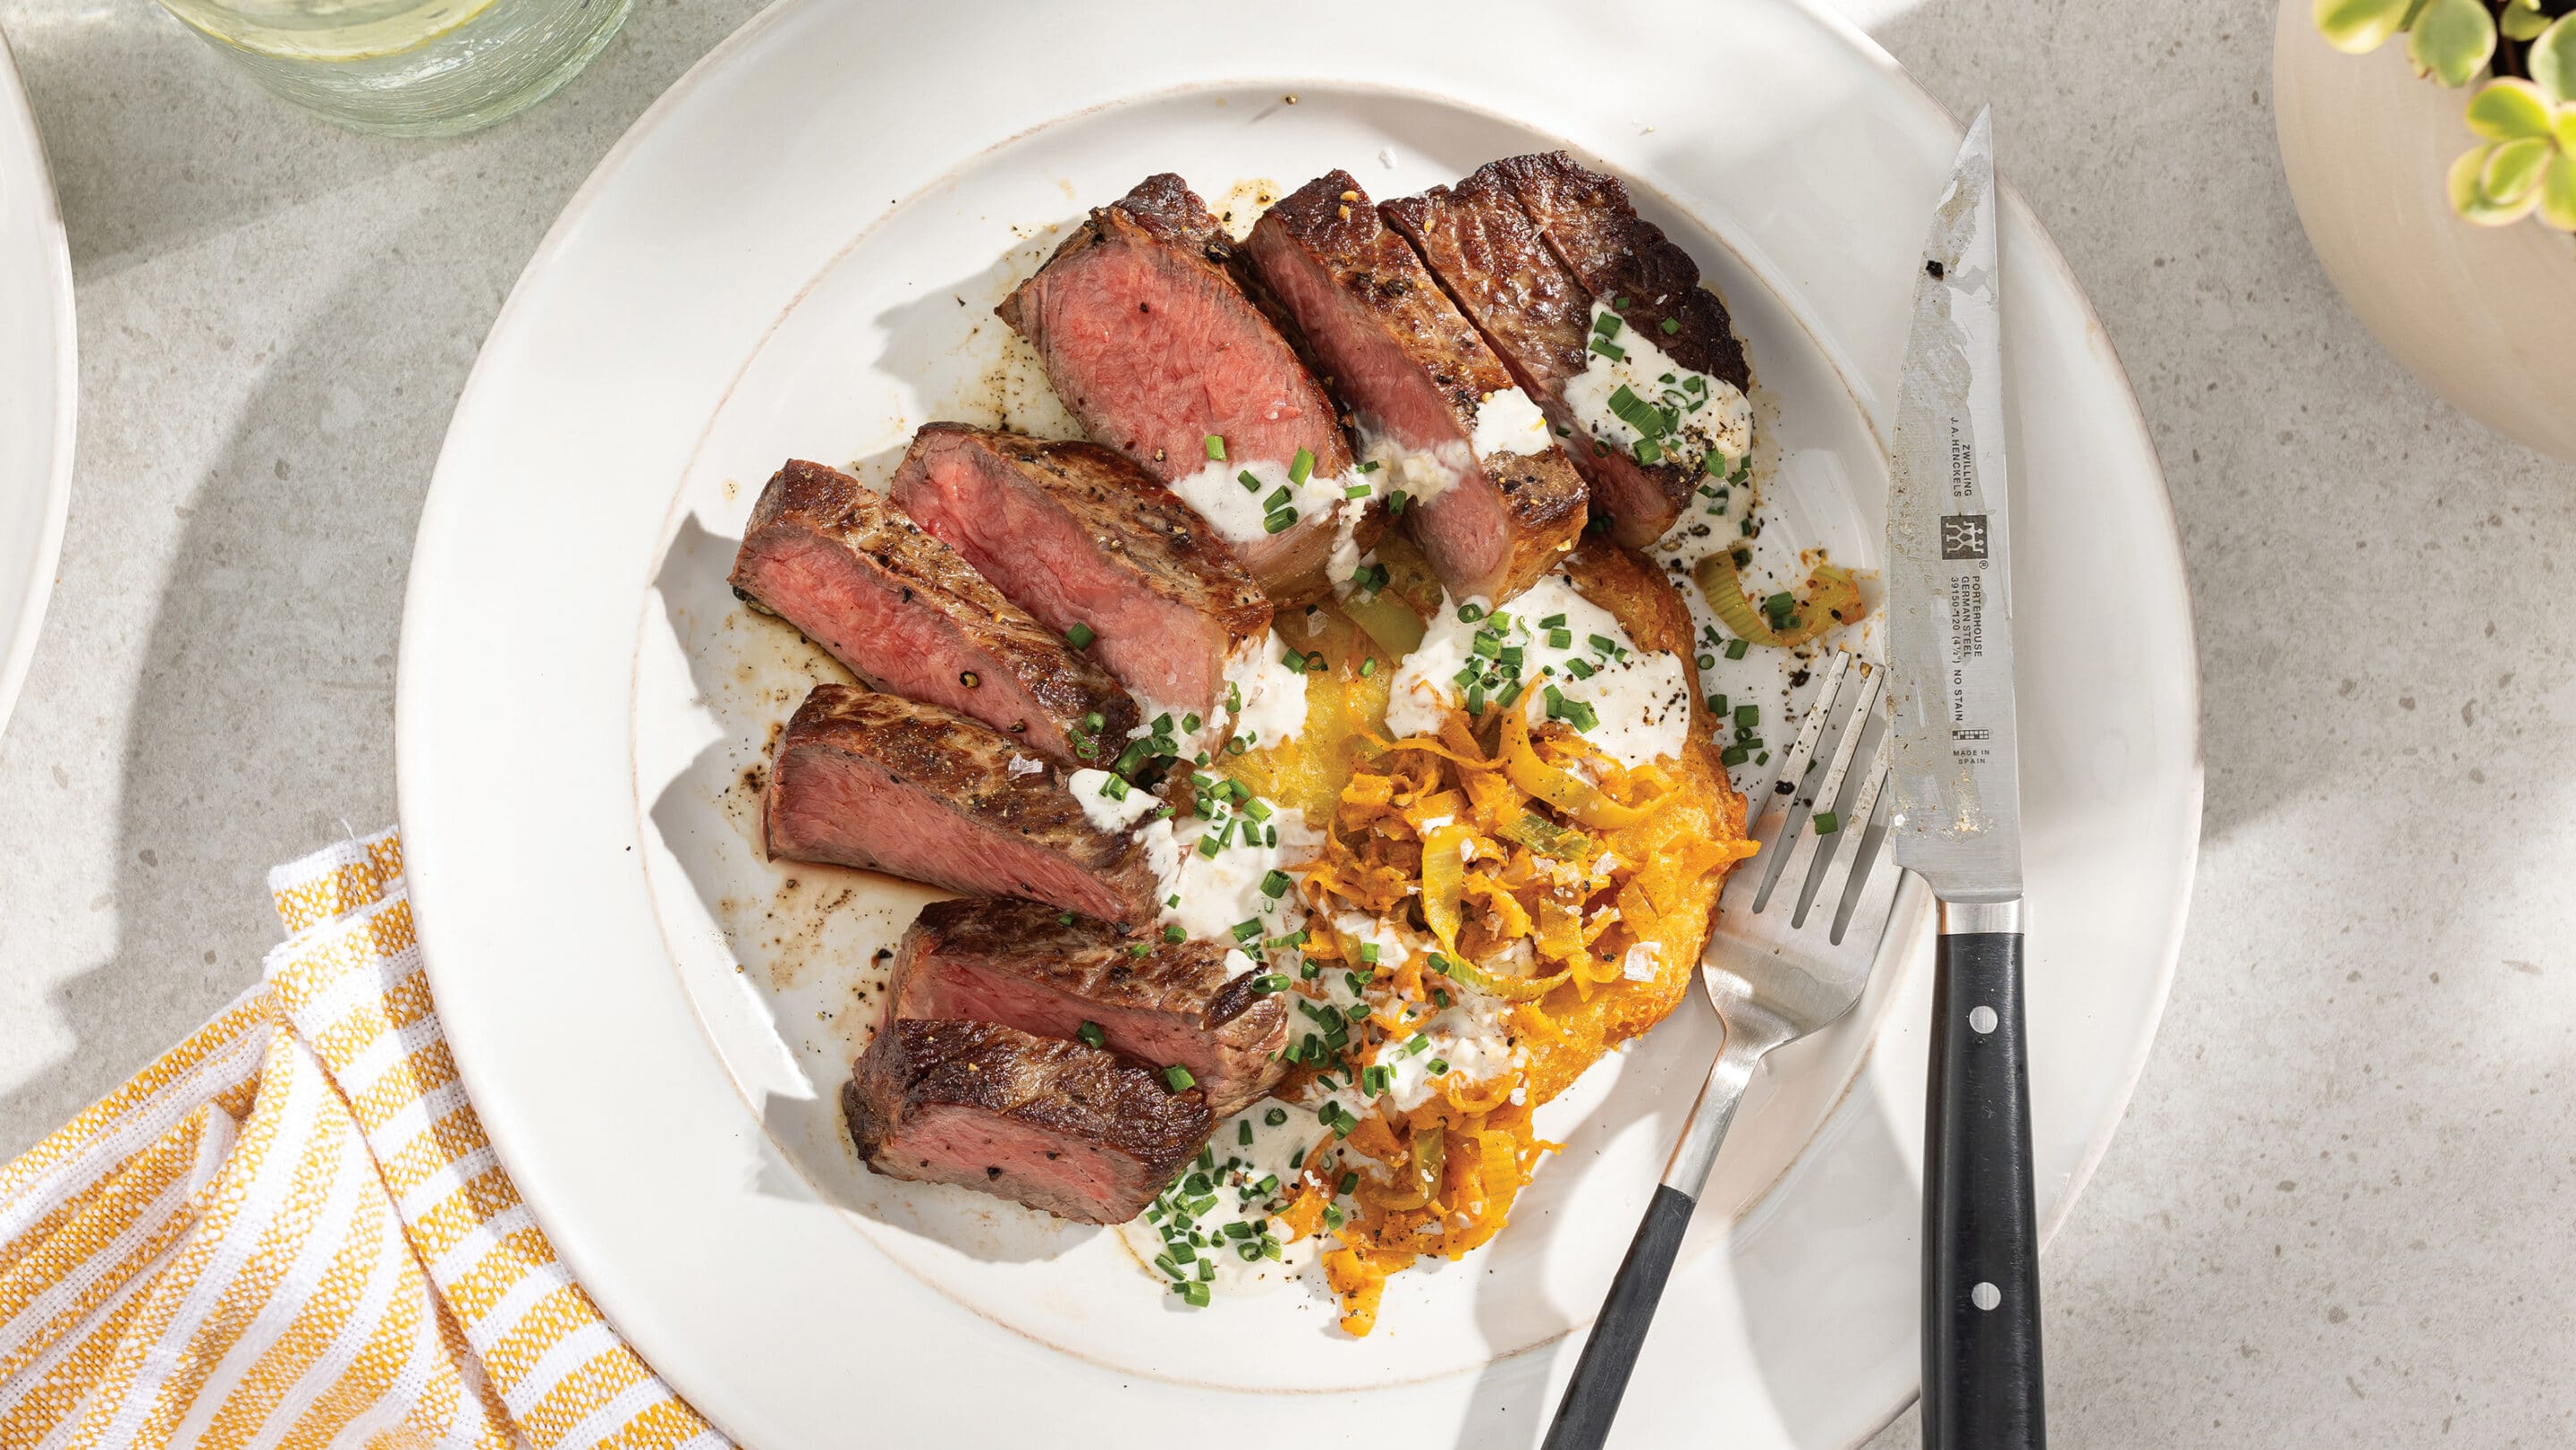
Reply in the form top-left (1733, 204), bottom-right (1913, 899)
top-left (0, 0), bottom-right (2568, 1443)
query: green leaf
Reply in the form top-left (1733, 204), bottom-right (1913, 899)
top-left (2407, 0), bottom-right (2496, 87)
top-left (2466, 78), bottom-right (2555, 140)
top-left (2314, 0), bottom-right (2416, 54)
top-left (2502, 4), bottom-right (2551, 42)
top-left (2481, 136), bottom-right (2555, 204)
top-left (2530, 15), bottom-right (2576, 106)
top-left (2540, 151), bottom-right (2576, 232)
top-left (2449, 144), bottom-right (2544, 225)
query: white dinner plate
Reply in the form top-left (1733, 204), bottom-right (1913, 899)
top-left (0, 30), bottom-right (73, 739)
top-left (397, 1), bottom-right (2202, 1445)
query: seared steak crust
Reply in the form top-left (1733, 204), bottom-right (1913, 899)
top-left (892, 897), bottom-right (1289, 1115)
top-left (1250, 172), bottom-right (1585, 601)
top-left (764, 685), bottom-right (1159, 926)
top-left (1386, 168), bottom-right (1699, 549)
top-left (845, 1018), bottom-right (1210, 1224)
top-left (997, 174), bottom-right (1360, 603)
top-left (890, 424), bottom-right (1271, 717)
top-left (1489, 151), bottom-right (1750, 391)
top-left (730, 460), bottom-right (1138, 761)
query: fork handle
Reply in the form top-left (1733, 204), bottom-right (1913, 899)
top-left (1543, 1030), bottom-right (1769, 1450)
top-left (1924, 910), bottom-right (2046, 1449)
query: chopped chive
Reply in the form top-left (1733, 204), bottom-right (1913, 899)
top-left (1589, 336), bottom-right (1626, 360)
top-left (1661, 316), bottom-right (1681, 335)
top-left (1812, 810), bottom-right (1843, 835)
top-left (1734, 704), bottom-right (1760, 727)
top-left (1720, 743), bottom-right (1750, 767)
top-left (1262, 485), bottom-right (1293, 511)
top-left (1724, 639), bottom-right (1750, 660)
top-left (1243, 795), bottom-right (1273, 822)
top-left (1360, 657), bottom-right (1377, 677)
top-left (1433, 988), bottom-right (1451, 1009)
top-left (1404, 1032), bottom-right (1431, 1056)
top-left (1633, 437), bottom-right (1663, 464)
top-left (1457, 602), bottom-right (1487, 623)
top-left (1289, 447), bottom-right (1316, 485)
top-left (1260, 869), bottom-right (1292, 900)
top-left (1388, 489), bottom-right (1410, 514)
top-left (1471, 633), bottom-right (1502, 660)
top-left (1345, 481), bottom-right (1372, 499)
top-left (1264, 508), bottom-right (1298, 535)
top-left (1251, 973), bottom-right (1291, 994)
top-left (1130, 942), bottom-right (1152, 957)
top-left (1359, 942), bottom-right (1380, 964)
top-left (1057, 912), bottom-right (1076, 926)
top-left (1546, 627), bottom-right (1572, 649)
top-left (1198, 834), bottom-right (1222, 860)
top-left (1240, 1120), bottom-right (1255, 1147)
top-left (1466, 683), bottom-right (1487, 716)
top-left (1205, 434), bottom-right (1226, 461)
top-left (1077, 1021), bottom-right (1106, 1048)
top-left (1065, 623), bottom-right (1096, 649)
top-left (1428, 1057), bottom-right (1450, 1075)
top-left (1709, 693), bottom-right (1730, 715)
top-left (1265, 1107), bottom-right (1288, 1126)
top-left (1180, 1280), bottom-right (1210, 1307)
top-left (1164, 1064), bottom-right (1198, 1091)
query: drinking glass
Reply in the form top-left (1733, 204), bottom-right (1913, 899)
top-left (156, 0), bottom-right (634, 138)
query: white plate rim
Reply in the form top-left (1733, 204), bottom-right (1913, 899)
top-left (0, 29), bottom-right (76, 741)
top-left (394, 1), bottom-right (2204, 1444)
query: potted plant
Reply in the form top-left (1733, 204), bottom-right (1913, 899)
top-left (2275, 0), bottom-right (2576, 460)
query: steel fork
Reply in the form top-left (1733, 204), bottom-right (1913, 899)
top-left (1544, 649), bottom-right (1923, 1448)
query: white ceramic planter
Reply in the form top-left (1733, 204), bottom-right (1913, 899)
top-left (2273, 0), bottom-right (2576, 462)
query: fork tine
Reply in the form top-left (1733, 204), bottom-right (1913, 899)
top-left (1827, 736), bottom-right (1895, 944)
top-left (1785, 665), bottom-right (1884, 926)
top-left (1737, 649), bottom-right (1855, 910)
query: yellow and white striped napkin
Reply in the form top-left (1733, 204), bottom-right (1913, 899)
top-left (0, 829), bottom-right (729, 1449)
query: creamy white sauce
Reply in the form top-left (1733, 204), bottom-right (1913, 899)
top-left (1369, 991), bottom-right (1518, 1112)
top-left (1563, 301), bottom-right (1751, 481)
top-left (1005, 753), bottom-right (1045, 778)
top-left (1119, 1101), bottom-right (1322, 1296)
top-left (1470, 386), bottom-right (1552, 457)
top-left (1167, 454), bottom-right (1371, 549)
top-left (1383, 574), bottom-right (1690, 769)
top-left (1140, 800), bottom-right (1325, 943)
top-left (1067, 767), bottom-right (1161, 833)
top-left (1357, 430), bottom-right (1470, 509)
top-left (1221, 637), bottom-right (1310, 752)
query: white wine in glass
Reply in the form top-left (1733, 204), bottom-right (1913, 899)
top-left (157, 0), bottom-right (632, 137)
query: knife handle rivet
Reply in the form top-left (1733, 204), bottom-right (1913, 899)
top-left (1971, 1281), bottom-right (2001, 1311)
top-left (1968, 1005), bottom-right (1997, 1034)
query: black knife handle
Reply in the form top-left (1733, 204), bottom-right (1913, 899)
top-left (1924, 925), bottom-right (2046, 1449)
top-left (1541, 1183), bottom-right (1695, 1450)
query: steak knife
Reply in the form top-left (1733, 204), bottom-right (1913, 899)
top-left (1885, 108), bottom-right (2048, 1450)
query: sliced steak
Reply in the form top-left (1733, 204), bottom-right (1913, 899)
top-left (891, 897), bottom-right (1289, 1116)
top-left (1384, 168), bottom-right (1697, 549)
top-left (1487, 151), bottom-right (1750, 392)
top-left (1246, 172), bottom-right (1587, 603)
top-left (889, 423), bottom-right (1272, 722)
top-left (765, 685), bottom-right (1159, 927)
top-left (730, 459), bottom-right (1137, 763)
top-left (998, 174), bottom-right (1365, 602)
top-left (845, 1018), bottom-right (1209, 1224)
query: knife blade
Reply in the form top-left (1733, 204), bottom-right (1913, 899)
top-left (1886, 106), bottom-right (2021, 905)
top-left (1885, 107), bottom-right (2049, 1450)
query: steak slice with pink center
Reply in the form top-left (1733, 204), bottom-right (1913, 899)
top-left (730, 459), bottom-right (1137, 763)
top-left (998, 174), bottom-right (1368, 603)
top-left (890, 423), bottom-right (1271, 724)
top-left (764, 684), bottom-right (1159, 928)
top-left (1246, 171), bottom-right (1587, 604)
top-left (1384, 167), bottom-right (1698, 549)
top-left (891, 897), bottom-right (1289, 1116)
top-left (845, 1018), bottom-right (1209, 1224)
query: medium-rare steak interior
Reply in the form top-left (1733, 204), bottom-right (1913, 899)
top-left (890, 424), bottom-right (1273, 725)
top-left (998, 174), bottom-right (1379, 603)
top-left (731, 459), bottom-right (1139, 763)
top-left (1245, 171), bottom-right (1588, 604)
top-left (764, 684), bottom-right (1162, 927)
top-left (891, 897), bottom-right (1290, 1116)
top-left (845, 1018), bottom-right (1213, 1225)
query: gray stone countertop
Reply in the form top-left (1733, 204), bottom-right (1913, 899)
top-left (2, 0), bottom-right (2569, 1442)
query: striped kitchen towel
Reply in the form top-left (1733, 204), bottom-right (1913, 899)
top-left (0, 829), bottom-right (729, 1449)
